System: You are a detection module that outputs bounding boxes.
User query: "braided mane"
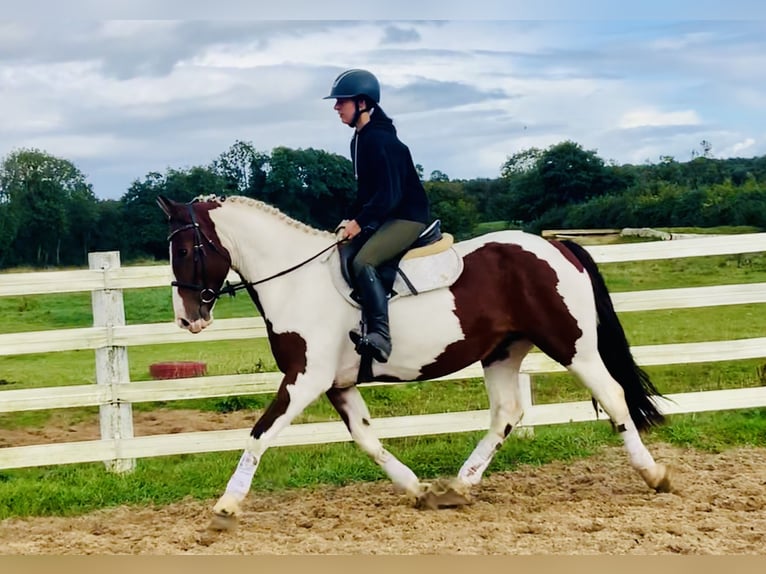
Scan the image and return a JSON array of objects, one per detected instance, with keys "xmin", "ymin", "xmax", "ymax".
[{"xmin": 194, "ymin": 194, "xmax": 333, "ymax": 238}]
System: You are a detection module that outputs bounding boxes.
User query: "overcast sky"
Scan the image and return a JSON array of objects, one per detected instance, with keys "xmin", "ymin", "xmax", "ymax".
[{"xmin": 2, "ymin": 14, "xmax": 765, "ymax": 200}]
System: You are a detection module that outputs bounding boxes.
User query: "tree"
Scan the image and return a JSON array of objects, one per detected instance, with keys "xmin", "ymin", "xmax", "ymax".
[
  {"xmin": 429, "ymin": 170, "xmax": 450, "ymax": 182},
  {"xmin": 685, "ymin": 156, "xmax": 724, "ymax": 189},
  {"xmin": 121, "ymin": 167, "xmax": 229, "ymax": 260},
  {"xmin": 64, "ymin": 182, "xmax": 100, "ymax": 263},
  {"xmin": 691, "ymin": 139, "xmax": 713, "ymax": 159},
  {"xmin": 537, "ymin": 141, "xmax": 609, "ymax": 205},
  {"xmin": 211, "ymin": 140, "xmax": 269, "ymax": 197},
  {"xmin": 0, "ymin": 148, "xmax": 98, "ymax": 267},
  {"xmin": 425, "ymin": 180, "xmax": 479, "ymax": 239},
  {"xmin": 462, "ymin": 177, "xmax": 511, "ymax": 223},
  {"xmin": 500, "ymin": 147, "xmax": 542, "ymax": 179},
  {"xmin": 0, "ymin": 174, "xmax": 19, "ymax": 267},
  {"xmin": 501, "ymin": 141, "xmax": 619, "ymax": 223},
  {"xmin": 261, "ymin": 147, "xmax": 354, "ymax": 230},
  {"xmin": 650, "ymin": 155, "xmax": 684, "ymax": 186},
  {"xmin": 91, "ymin": 199, "xmax": 125, "ymax": 253},
  {"xmin": 120, "ymin": 172, "xmax": 170, "ymax": 260}
]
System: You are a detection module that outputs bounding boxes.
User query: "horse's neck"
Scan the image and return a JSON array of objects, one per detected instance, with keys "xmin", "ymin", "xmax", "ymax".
[{"xmin": 213, "ymin": 202, "xmax": 333, "ymax": 285}]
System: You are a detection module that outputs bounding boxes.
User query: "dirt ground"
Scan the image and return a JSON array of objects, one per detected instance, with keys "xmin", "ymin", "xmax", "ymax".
[{"xmin": 1, "ymin": 409, "xmax": 765, "ymax": 555}]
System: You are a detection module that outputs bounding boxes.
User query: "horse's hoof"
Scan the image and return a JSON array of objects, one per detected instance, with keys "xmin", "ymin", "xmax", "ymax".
[
  {"xmin": 415, "ymin": 478, "xmax": 472, "ymax": 510},
  {"xmin": 198, "ymin": 512, "xmax": 238, "ymax": 546},
  {"xmin": 209, "ymin": 512, "xmax": 238, "ymax": 532},
  {"xmin": 212, "ymin": 493, "xmax": 241, "ymax": 517},
  {"xmin": 652, "ymin": 464, "xmax": 674, "ymax": 493},
  {"xmin": 641, "ymin": 463, "xmax": 674, "ymax": 493}
]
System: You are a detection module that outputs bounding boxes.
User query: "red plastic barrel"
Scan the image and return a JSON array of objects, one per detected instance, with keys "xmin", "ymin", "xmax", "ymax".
[{"xmin": 149, "ymin": 361, "xmax": 207, "ymax": 379}]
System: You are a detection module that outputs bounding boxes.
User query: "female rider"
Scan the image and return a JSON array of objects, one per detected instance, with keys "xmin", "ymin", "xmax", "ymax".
[{"xmin": 325, "ymin": 69, "xmax": 430, "ymax": 363}]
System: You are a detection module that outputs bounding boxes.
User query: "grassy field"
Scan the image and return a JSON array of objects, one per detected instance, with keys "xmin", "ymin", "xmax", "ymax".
[{"xmin": 0, "ymin": 229, "xmax": 765, "ymax": 518}]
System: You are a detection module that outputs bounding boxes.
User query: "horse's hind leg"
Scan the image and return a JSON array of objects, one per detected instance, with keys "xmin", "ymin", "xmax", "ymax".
[
  {"xmin": 567, "ymin": 354, "xmax": 671, "ymax": 492},
  {"xmin": 457, "ymin": 339, "xmax": 533, "ymax": 488},
  {"xmin": 326, "ymin": 385, "xmax": 423, "ymax": 499}
]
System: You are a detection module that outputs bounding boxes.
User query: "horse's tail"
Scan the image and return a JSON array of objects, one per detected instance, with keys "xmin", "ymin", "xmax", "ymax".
[{"xmin": 560, "ymin": 239, "xmax": 665, "ymax": 431}]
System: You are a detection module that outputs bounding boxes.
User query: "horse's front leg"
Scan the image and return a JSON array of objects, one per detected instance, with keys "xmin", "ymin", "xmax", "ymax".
[
  {"xmin": 208, "ymin": 370, "xmax": 332, "ymax": 528},
  {"xmin": 326, "ymin": 385, "xmax": 423, "ymax": 499}
]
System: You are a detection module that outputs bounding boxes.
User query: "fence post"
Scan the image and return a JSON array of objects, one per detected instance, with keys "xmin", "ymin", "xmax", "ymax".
[
  {"xmin": 515, "ymin": 372, "xmax": 535, "ymax": 438},
  {"xmin": 89, "ymin": 251, "xmax": 135, "ymax": 473}
]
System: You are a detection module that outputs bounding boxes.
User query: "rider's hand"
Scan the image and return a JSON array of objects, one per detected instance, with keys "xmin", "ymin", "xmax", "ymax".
[
  {"xmin": 335, "ymin": 220, "xmax": 349, "ymax": 241},
  {"xmin": 343, "ymin": 219, "xmax": 362, "ymax": 240}
]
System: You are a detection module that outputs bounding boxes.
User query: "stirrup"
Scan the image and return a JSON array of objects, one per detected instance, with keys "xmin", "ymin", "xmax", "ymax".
[
  {"xmin": 349, "ymin": 325, "xmax": 363, "ymax": 347},
  {"xmin": 349, "ymin": 328, "xmax": 390, "ymax": 363}
]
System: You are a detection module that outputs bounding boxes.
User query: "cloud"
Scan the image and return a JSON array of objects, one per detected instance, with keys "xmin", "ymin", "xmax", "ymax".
[
  {"xmin": 1, "ymin": 20, "xmax": 765, "ymax": 199},
  {"xmin": 386, "ymin": 77, "xmax": 510, "ymax": 113},
  {"xmin": 618, "ymin": 108, "xmax": 702, "ymax": 130},
  {"xmin": 381, "ymin": 25, "xmax": 421, "ymax": 45},
  {"xmin": 728, "ymin": 138, "xmax": 757, "ymax": 156}
]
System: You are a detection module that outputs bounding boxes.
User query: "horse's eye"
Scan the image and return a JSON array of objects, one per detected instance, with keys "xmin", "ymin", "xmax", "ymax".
[{"xmin": 176, "ymin": 248, "xmax": 189, "ymax": 258}]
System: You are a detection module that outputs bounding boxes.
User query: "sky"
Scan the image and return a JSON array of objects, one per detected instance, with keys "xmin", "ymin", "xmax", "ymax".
[{"xmin": 2, "ymin": 6, "xmax": 766, "ymax": 200}]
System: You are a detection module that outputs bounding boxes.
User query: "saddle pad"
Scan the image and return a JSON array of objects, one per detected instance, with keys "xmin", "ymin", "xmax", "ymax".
[{"xmin": 327, "ymin": 247, "xmax": 464, "ymax": 308}]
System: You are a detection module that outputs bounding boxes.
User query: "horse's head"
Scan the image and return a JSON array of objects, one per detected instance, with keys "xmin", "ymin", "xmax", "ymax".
[{"xmin": 157, "ymin": 195, "xmax": 232, "ymax": 333}]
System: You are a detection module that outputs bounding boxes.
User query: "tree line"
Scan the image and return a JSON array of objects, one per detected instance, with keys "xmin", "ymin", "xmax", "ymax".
[{"xmin": 1, "ymin": 139, "xmax": 765, "ymax": 269}]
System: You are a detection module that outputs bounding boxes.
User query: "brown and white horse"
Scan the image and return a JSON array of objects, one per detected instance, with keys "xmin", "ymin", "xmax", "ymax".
[{"xmin": 158, "ymin": 194, "xmax": 671, "ymax": 531}]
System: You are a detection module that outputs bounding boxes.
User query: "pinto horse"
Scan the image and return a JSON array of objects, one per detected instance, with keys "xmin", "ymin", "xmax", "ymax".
[{"xmin": 157, "ymin": 194, "xmax": 671, "ymax": 532}]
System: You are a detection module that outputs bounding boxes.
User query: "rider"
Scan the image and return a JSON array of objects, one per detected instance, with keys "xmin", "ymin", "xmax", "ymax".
[{"xmin": 325, "ymin": 68, "xmax": 430, "ymax": 363}]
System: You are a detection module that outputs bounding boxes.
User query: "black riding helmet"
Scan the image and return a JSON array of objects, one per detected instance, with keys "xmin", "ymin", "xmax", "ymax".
[
  {"xmin": 324, "ymin": 69, "xmax": 381, "ymax": 128},
  {"xmin": 324, "ymin": 68, "xmax": 381, "ymax": 103}
]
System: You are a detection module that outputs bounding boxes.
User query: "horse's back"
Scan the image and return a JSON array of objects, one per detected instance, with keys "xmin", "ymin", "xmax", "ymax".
[{"xmin": 454, "ymin": 229, "xmax": 571, "ymax": 266}]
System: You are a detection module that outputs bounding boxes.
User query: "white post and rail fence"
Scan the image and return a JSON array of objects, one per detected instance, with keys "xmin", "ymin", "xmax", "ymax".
[{"xmin": 1, "ymin": 234, "xmax": 765, "ymax": 473}]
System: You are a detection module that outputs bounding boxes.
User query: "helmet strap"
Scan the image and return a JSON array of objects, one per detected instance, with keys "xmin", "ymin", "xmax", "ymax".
[{"xmin": 349, "ymin": 100, "xmax": 371, "ymax": 129}]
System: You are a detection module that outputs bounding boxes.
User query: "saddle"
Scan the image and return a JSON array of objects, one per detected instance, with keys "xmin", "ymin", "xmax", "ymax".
[{"xmin": 330, "ymin": 220, "xmax": 464, "ymax": 307}]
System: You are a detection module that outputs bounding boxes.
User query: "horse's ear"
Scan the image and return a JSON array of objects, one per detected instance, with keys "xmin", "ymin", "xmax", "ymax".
[{"xmin": 156, "ymin": 195, "xmax": 175, "ymax": 219}]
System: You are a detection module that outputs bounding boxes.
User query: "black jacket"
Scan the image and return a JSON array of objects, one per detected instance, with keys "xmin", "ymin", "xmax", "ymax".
[{"xmin": 346, "ymin": 110, "xmax": 430, "ymax": 230}]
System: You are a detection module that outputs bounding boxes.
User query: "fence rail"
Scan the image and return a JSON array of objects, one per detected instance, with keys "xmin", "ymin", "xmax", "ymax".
[{"xmin": 1, "ymin": 233, "xmax": 765, "ymax": 472}]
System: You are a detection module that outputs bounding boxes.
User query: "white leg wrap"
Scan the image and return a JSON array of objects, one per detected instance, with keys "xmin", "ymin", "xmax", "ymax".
[
  {"xmin": 458, "ymin": 438, "xmax": 497, "ymax": 485},
  {"xmin": 378, "ymin": 449, "xmax": 421, "ymax": 495},
  {"xmin": 621, "ymin": 426, "xmax": 655, "ymax": 471},
  {"xmin": 223, "ymin": 450, "xmax": 259, "ymax": 501}
]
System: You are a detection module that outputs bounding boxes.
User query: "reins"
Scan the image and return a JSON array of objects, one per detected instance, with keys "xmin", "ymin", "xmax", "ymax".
[
  {"xmin": 168, "ymin": 203, "xmax": 343, "ymax": 304},
  {"xmin": 215, "ymin": 239, "xmax": 343, "ymax": 299}
]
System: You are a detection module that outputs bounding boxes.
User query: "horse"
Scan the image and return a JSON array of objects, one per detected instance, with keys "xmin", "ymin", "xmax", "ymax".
[{"xmin": 157, "ymin": 194, "xmax": 672, "ymax": 534}]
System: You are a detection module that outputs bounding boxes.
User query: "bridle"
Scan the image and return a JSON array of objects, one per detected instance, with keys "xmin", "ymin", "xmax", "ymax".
[
  {"xmin": 167, "ymin": 202, "xmax": 232, "ymax": 305},
  {"xmin": 167, "ymin": 202, "xmax": 343, "ymax": 305}
]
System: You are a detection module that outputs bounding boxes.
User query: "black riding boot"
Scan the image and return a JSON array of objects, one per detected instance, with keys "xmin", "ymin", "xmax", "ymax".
[{"xmin": 349, "ymin": 264, "xmax": 392, "ymax": 363}]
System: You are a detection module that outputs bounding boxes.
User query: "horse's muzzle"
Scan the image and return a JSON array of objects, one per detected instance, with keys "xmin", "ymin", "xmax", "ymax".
[{"xmin": 177, "ymin": 316, "xmax": 212, "ymax": 333}]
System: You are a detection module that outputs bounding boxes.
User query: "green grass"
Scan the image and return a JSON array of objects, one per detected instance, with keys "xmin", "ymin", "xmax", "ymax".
[
  {"xmin": 532, "ymin": 359, "xmax": 766, "ymax": 405},
  {"xmin": 598, "ymin": 252, "xmax": 766, "ymax": 291},
  {"xmin": 0, "ymin": 339, "xmax": 276, "ymax": 390},
  {"xmin": 1, "ymin": 240, "xmax": 765, "ymax": 519},
  {"xmin": 0, "ymin": 285, "xmax": 258, "ymax": 334}
]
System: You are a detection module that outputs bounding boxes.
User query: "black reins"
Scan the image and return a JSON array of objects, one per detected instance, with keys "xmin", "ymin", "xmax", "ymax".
[{"xmin": 168, "ymin": 202, "xmax": 342, "ymax": 304}]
